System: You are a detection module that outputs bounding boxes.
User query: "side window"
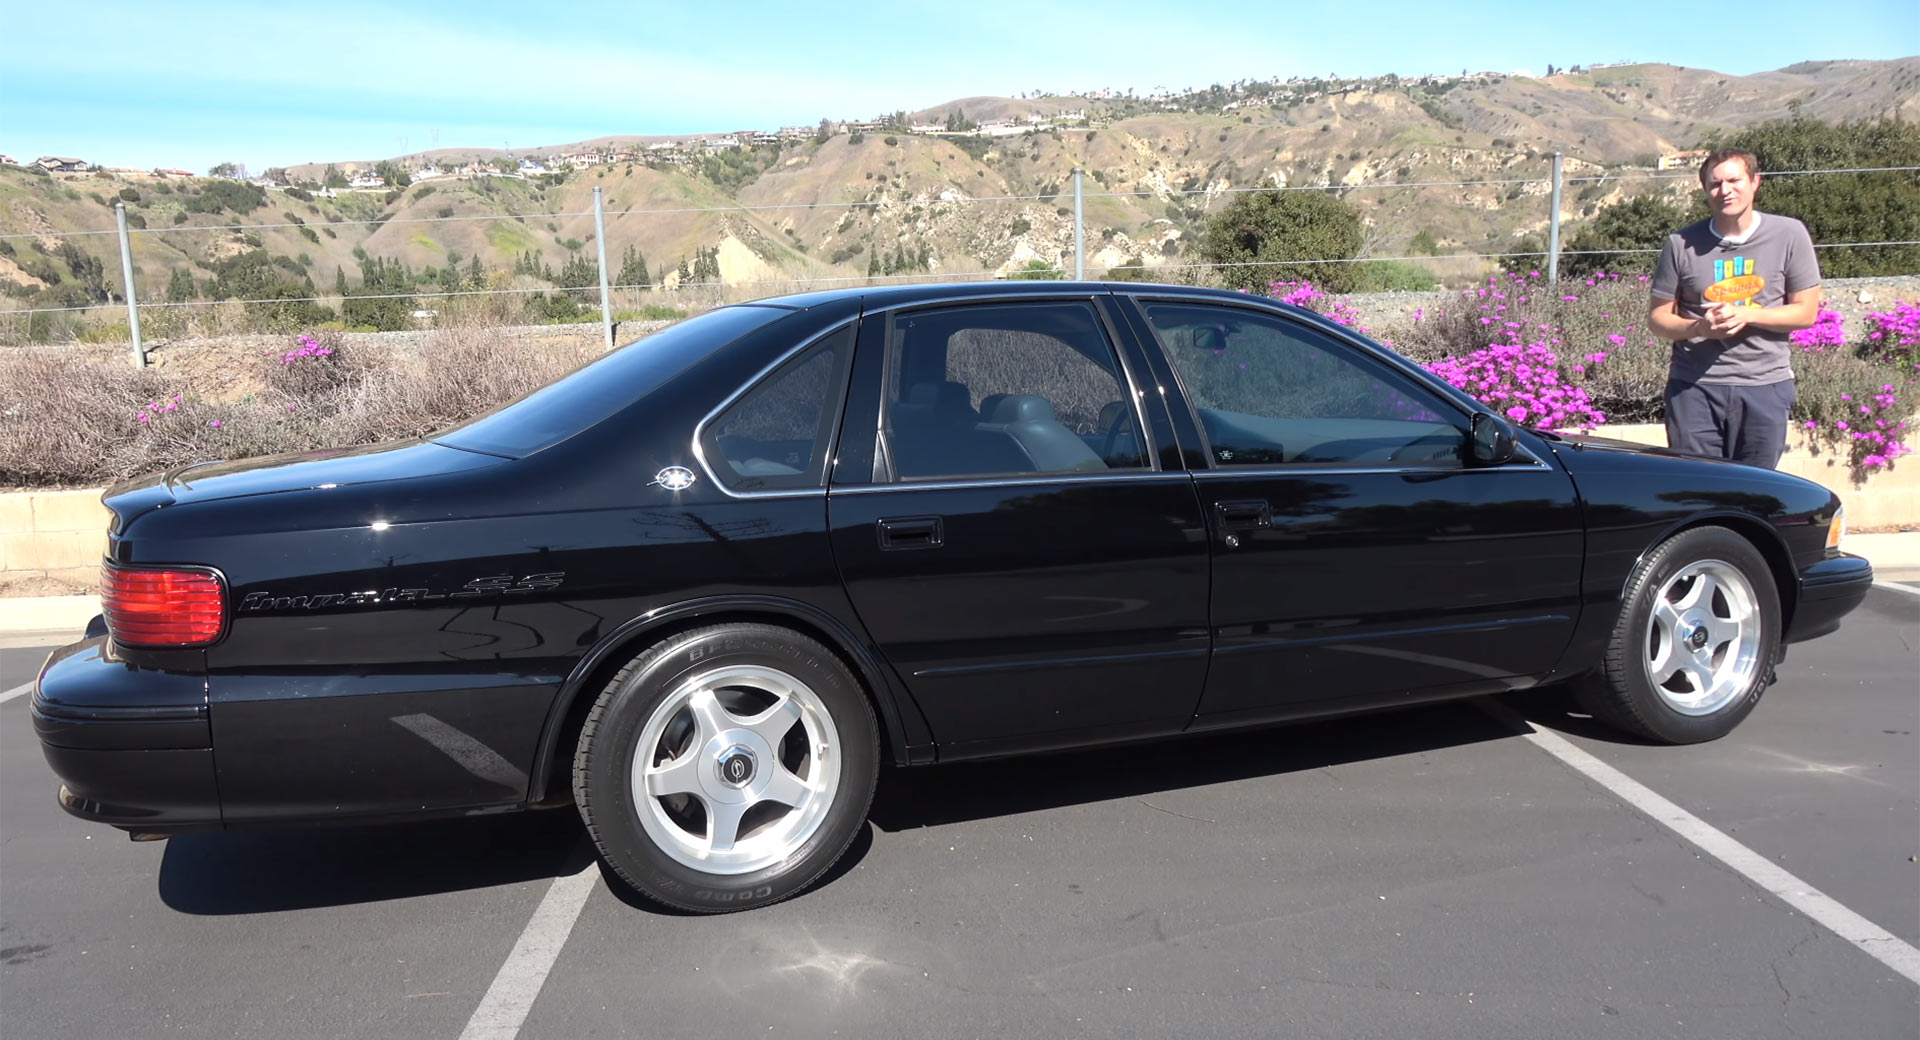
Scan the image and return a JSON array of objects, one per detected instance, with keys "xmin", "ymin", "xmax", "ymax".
[
  {"xmin": 883, "ymin": 302, "xmax": 1146, "ymax": 480},
  {"xmin": 1145, "ymin": 303, "xmax": 1465, "ymax": 467},
  {"xmin": 701, "ymin": 323, "xmax": 853, "ymax": 491}
]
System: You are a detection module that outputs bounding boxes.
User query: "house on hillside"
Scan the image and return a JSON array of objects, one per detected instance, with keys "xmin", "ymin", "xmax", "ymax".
[
  {"xmin": 703, "ymin": 135, "xmax": 741, "ymax": 150},
  {"xmin": 348, "ymin": 173, "xmax": 386, "ymax": 188},
  {"xmin": 777, "ymin": 125, "xmax": 814, "ymax": 141},
  {"xmin": 34, "ymin": 156, "xmax": 91, "ymax": 173},
  {"xmin": 1659, "ymin": 149, "xmax": 1709, "ymax": 171},
  {"xmin": 412, "ymin": 165, "xmax": 445, "ymax": 180},
  {"xmin": 0, "ymin": 154, "xmax": 18, "ymax": 166},
  {"xmin": 517, "ymin": 158, "xmax": 549, "ymax": 174}
]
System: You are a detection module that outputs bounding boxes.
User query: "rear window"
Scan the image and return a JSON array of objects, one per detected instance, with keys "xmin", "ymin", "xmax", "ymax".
[{"xmin": 432, "ymin": 305, "xmax": 788, "ymax": 458}]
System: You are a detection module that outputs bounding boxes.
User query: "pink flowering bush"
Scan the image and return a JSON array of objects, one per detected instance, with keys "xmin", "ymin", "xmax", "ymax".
[
  {"xmin": 1270, "ymin": 280, "xmax": 1368, "ymax": 336},
  {"xmin": 266, "ymin": 329, "xmax": 356, "ymax": 397},
  {"xmin": 1863, "ymin": 299, "xmax": 1919, "ymax": 365},
  {"xmin": 1426, "ymin": 340, "xmax": 1606, "ymax": 429},
  {"xmin": 1789, "ymin": 307, "xmax": 1847, "ymax": 351}
]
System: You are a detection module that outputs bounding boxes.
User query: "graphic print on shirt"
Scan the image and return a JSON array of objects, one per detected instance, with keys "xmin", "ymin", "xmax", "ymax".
[{"xmin": 1704, "ymin": 256, "xmax": 1764, "ymax": 307}]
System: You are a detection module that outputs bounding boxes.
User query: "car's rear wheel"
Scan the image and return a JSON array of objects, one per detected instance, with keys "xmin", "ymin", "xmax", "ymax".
[
  {"xmin": 1578, "ymin": 526, "xmax": 1780, "ymax": 744},
  {"xmin": 572, "ymin": 623, "xmax": 878, "ymax": 912}
]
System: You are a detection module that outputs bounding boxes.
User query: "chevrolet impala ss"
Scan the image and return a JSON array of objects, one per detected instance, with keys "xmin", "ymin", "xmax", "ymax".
[{"xmin": 34, "ymin": 281, "xmax": 1874, "ymax": 911}]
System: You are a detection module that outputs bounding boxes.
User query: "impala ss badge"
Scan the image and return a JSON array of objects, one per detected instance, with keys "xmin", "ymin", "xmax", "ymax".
[
  {"xmin": 237, "ymin": 572, "xmax": 566, "ymax": 612},
  {"xmin": 651, "ymin": 466, "xmax": 697, "ymax": 491}
]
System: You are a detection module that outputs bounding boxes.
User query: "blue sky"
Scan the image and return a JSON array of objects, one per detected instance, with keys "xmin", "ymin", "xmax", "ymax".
[{"xmin": 4, "ymin": 0, "xmax": 1916, "ymax": 173}]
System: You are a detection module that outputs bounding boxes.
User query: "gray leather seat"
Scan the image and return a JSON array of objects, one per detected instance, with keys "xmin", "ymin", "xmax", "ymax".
[{"xmin": 974, "ymin": 395, "xmax": 1107, "ymax": 473}]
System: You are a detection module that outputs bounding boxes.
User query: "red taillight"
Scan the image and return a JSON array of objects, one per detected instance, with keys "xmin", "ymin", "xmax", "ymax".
[{"xmin": 100, "ymin": 565, "xmax": 226, "ymax": 647}]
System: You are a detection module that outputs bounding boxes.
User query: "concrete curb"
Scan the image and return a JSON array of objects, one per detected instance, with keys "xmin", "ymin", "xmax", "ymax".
[{"xmin": 0, "ymin": 595, "xmax": 99, "ymax": 639}]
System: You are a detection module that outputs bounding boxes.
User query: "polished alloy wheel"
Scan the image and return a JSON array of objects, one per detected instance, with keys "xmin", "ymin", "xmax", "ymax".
[
  {"xmin": 1642, "ymin": 558, "xmax": 1761, "ymax": 716},
  {"xmin": 630, "ymin": 664, "xmax": 841, "ymax": 874}
]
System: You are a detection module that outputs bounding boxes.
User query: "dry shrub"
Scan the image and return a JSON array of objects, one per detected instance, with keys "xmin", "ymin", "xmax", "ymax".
[
  {"xmin": 0, "ymin": 349, "xmax": 173, "ymax": 485},
  {"xmin": 0, "ymin": 321, "xmax": 607, "ymax": 488},
  {"xmin": 358, "ymin": 321, "xmax": 601, "ymax": 440}
]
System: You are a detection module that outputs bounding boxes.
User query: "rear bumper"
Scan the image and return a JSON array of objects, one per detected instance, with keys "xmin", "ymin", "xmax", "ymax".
[
  {"xmin": 1784, "ymin": 553, "xmax": 1875, "ymax": 644},
  {"xmin": 31, "ymin": 637, "xmax": 222, "ymax": 832}
]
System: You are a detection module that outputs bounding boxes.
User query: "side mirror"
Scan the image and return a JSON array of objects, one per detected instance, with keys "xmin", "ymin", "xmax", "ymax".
[{"xmin": 1470, "ymin": 412, "xmax": 1517, "ymax": 466}]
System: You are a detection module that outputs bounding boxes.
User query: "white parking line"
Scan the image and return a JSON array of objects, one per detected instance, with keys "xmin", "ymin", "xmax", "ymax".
[
  {"xmin": 458, "ymin": 862, "xmax": 600, "ymax": 1040},
  {"xmin": 1872, "ymin": 580, "xmax": 1920, "ymax": 598},
  {"xmin": 1, "ymin": 680, "xmax": 34, "ymax": 704},
  {"xmin": 1481, "ymin": 699, "xmax": 1920, "ymax": 985}
]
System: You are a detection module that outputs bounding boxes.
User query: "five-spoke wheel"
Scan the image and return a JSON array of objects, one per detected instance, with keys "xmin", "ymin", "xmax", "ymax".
[
  {"xmin": 574, "ymin": 624, "xmax": 878, "ymax": 912},
  {"xmin": 1580, "ymin": 525, "xmax": 1780, "ymax": 744}
]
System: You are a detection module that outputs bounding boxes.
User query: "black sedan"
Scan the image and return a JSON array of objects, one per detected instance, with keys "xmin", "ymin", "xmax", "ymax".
[{"xmin": 33, "ymin": 281, "xmax": 1874, "ymax": 912}]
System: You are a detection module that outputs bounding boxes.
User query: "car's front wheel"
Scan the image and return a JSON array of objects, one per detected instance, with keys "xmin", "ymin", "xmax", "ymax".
[
  {"xmin": 1579, "ymin": 525, "xmax": 1780, "ymax": 744},
  {"xmin": 572, "ymin": 623, "xmax": 879, "ymax": 912}
]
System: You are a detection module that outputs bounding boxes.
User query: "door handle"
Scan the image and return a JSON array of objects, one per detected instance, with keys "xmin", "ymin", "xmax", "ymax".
[
  {"xmin": 877, "ymin": 516, "xmax": 944, "ymax": 551},
  {"xmin": 1214, "ymin": 500, "xmax": 1271, "ymax": 529}
]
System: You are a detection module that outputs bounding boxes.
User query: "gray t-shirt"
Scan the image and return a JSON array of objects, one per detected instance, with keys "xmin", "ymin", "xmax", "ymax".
[{"xmin": 1650, "ymin": 212, "xmax": 1821, "ymax": 386}]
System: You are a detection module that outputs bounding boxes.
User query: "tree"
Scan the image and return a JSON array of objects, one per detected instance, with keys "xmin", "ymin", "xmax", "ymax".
[
  {"xmin": 1196, "ymin": 188, "xmax": 1364, "ymax": 292},
  {"xmin": 343, "ymin": 255, "xmax": 416, "ymax": 330},
  {"xmin": 1008, "ymin": 259, "xmax": 1064, "ymax": 280},
  {"xmin": 323, "ymin": 165, "xmax": 348, "ymax": 189},
  {"xmin": 166, "ymin": 267, "xmax": 196, "ymax": 304},
  {"xmin": 208, "ymin": 161, "xmax": 241, "ymax": 178},
  {"xmin": 58, "ymin": 242, "xmax": 111, "ymax": 302},
  {"xmin": 616, "ymin": 244, "xmax": 650, "ymax": 288},
  {"xmin": 1561, "ymin": 194, "xmax": 1698, "ymax": 278},
  {"xmin": 1712, "ymin": 116, "xmax": 1920, "ymax": 277},
  {"xmin": 334, "ymin": 266, "xmax": 348, "ymax": 296},
  {"xmin": 468, "ymin": 254, "xmax": 484, "ymax": 287},
  {"xmin": 374, "ymin": 160, "xmax": 412, "ymax": 188},
  {"xmin": 1103, "ymin": 255, "xmax": 1154, "ymax": 282}
]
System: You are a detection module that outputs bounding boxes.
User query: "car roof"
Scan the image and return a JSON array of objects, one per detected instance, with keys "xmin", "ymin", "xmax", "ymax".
[{"xmin": 729, "ymin": 280, "xmax": 1267, "ymax": 312}]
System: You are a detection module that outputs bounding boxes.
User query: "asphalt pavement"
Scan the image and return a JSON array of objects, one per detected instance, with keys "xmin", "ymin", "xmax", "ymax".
[{"xmin": 2, "ymin": 587, "xmax": 1916, "ymax": 1039}]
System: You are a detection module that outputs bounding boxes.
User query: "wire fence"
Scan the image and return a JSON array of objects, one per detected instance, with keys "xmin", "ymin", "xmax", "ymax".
[{"xmin": 3, "ymin": 161, "xmax": 1916, "ymax": 349}]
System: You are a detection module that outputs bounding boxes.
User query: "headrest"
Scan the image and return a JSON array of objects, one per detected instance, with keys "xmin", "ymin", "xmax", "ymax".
[
  {"xmin": 908, "ymin": 380, "xmax": 974, "ymax": 418},
  {"xmin": 985, "ymin": 394, "xmax": 1055, "ymax": 424},
  {"xmin": 1193, "ymin": 326, "xmax": 1226, "ymax": 353}
]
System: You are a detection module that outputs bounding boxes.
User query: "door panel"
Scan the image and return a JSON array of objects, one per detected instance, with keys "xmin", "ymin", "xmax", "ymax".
[
  {"xmin": 1194, "ymin": 464, "xmax": 1583, "ymax": 721},
  {"xmin": 1128, "ymin": 296, "xmax": 1584, "ymax": 722},
  {"xmin": 829, "ymin": 478, "xmax": 1209, "ymax": 753},
  {"xmin": 827, "ymin": 295, "xmax": 1210, "ymax": 757}
]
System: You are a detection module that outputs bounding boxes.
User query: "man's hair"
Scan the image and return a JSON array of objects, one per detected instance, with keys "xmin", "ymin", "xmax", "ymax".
[{"xmin": 1699, "ymin": 148, "xmax": 1760, "ymax": 186}]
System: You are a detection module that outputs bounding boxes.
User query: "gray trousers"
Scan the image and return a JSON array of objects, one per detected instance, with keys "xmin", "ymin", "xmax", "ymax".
[{"xmin": 1664, "ymin": 379, "xmax": 1797, "ymax": 469}]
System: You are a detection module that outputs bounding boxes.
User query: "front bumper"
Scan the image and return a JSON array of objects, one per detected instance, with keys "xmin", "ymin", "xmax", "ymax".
[
  {"xmin": 31, "ymin": 636, "xmax": 222, "ymax": 833},
  {"xmin": 1784, "ymin": 553, "xmax": 1875, "ymax": 644}
]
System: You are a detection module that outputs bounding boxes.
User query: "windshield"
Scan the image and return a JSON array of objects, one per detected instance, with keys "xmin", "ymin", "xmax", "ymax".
[{"xmin": 432, "ymin": 305, "xmax": 788, "ymax": 458}]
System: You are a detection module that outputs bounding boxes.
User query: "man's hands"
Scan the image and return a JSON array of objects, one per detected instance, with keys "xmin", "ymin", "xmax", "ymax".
[{"xmin": 1700, "ymin": 301, "xmax": 1749, "ymax": 339}]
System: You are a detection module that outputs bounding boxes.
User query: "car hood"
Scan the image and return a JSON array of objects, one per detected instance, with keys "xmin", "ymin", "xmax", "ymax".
[{"xmin": 103, "ymin": 440, "xmax": 506, "ymax": 529}]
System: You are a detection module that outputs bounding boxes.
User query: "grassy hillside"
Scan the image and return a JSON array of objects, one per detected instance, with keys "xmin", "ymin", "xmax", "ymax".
[{"xmin": 3, "ymin": 57, "xmax": 1914, "ymax": 340}]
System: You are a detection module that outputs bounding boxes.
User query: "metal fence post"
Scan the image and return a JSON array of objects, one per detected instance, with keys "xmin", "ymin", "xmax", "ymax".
[
  {"xmin": 593, "ymin": 186, "xmax": 613, "ymax": 351},
  {"xmin": 1072, "ymin": 167, "xmax": 1085, "ymax": 280},
  {"xmin": 115, "ymin": 202, "xmax": 145, "ymax": 367},
  {"xmin": 1547, "ymin": 152, "xmax": 1564, "ymax": 283}
]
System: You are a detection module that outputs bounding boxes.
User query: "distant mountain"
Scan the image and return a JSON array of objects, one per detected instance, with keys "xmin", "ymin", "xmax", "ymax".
[{"xmin": 4, "ymin": 58, "xmax": 1915, "ymax": 310}]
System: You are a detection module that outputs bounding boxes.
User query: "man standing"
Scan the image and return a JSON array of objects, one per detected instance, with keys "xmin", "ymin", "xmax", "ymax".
[{"xmin": 1648, "ymin": 148, "xmax": 1823, "ymax": 468}]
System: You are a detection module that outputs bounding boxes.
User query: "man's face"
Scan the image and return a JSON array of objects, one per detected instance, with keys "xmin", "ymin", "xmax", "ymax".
[{"xmin": 1702, "ymin": 159, "xmax": 1759, "ymax": 221}]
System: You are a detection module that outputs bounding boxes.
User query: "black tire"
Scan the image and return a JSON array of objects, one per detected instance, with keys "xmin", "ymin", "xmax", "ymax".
[
  {"xmin": 1577, "ymin": 525, "xmax": 1780, "ymax": 744},
  {"xmin": 572, "ymin": 623, "xmax": 879, "ymax": 912}
]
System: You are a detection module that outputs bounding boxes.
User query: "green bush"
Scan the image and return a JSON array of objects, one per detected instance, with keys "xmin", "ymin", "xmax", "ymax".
[{"xmin": 1198, "ymin": 188, "xmax": 1363, "ymax": 292}]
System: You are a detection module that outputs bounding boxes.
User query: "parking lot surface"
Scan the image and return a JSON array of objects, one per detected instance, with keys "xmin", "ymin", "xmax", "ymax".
[{"xmin": 3, "ymin": 586, "xmax": 1915, "ymax": 1039}]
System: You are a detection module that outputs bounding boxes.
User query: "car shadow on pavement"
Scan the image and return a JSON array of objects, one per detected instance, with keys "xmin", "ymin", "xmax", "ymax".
[
  {"xmin": 1490, "ymin": 684, "xmax": 1669, "ymax": 745},
  {"xmin": 157, "ymin": 808, "xmax": 594, "ymax": 915},
  {"xmin": 868, "ymin": 700, "xmax": 1522, "ymax": 832}
]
